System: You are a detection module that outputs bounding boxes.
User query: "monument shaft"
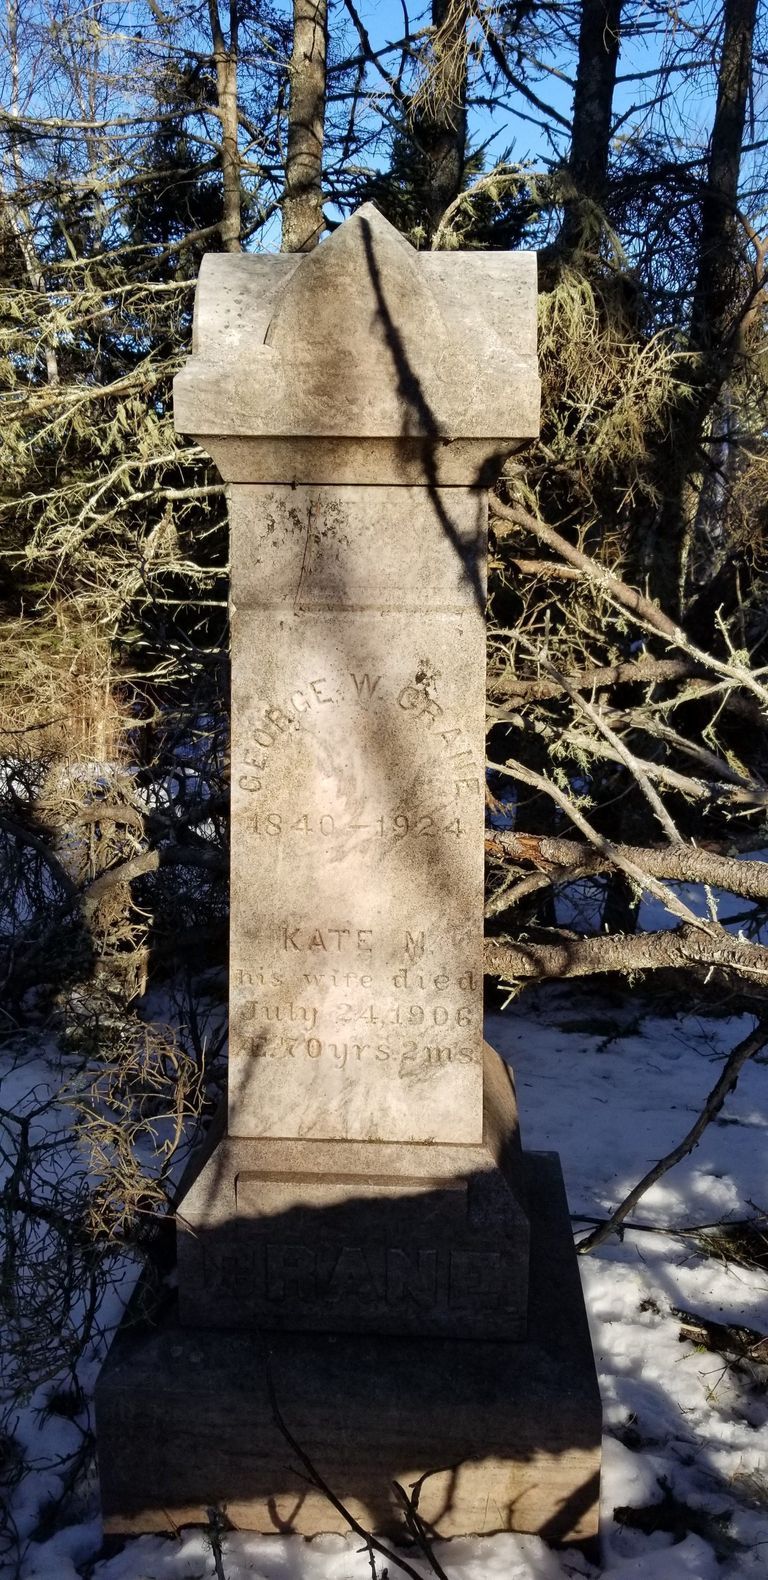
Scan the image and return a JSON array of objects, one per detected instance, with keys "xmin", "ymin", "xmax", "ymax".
[{"xmin": 230, "ymin": 484, "xmax": 486, "ymax": 1144}]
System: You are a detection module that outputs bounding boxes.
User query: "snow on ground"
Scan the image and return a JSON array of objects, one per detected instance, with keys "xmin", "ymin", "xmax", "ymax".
[
  {"xmin": 491, "ymin": 996, "xmax": 768, "ymax": 1577},
  {"xmin": 3, "ymin": 992, "xmax": 768, "ymax": 1580}
]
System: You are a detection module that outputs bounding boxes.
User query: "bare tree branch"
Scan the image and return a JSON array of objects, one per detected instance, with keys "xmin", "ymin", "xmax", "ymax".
[
  {"xmin": 487, "ymin": 830, "xmax": 768, "ymax": 904},
  {"xmin": 577, "ymin": 1020, "xmax": 768, "ymax": 1251},
  {"xmin": 484, "ymin": 925, "xmax": 768, "ymax": 986},
  {"xmin": 490, "ymin": 495, "xmax": 768, "ymax": 710},
  {"xmin": 490, "ymin": 656, "xmax": 702, "ymax": 702},
  {"xmin": 487, "ymin": 756, "xmax": 710, "ymax": 928},
  {"xmin": 82, "ymin": 845, "xmax": 225, "ymax": 919}
]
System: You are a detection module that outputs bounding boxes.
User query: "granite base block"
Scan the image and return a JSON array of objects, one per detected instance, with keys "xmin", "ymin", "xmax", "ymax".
[{"xmin": 96, "ymin": 1153, "xmax": 601, "ymax": 1547}]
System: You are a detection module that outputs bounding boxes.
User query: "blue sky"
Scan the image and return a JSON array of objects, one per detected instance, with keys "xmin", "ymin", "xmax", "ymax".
[{"xmin": 330, "ymin": 0, "xmax": 724, "ymax": 177}]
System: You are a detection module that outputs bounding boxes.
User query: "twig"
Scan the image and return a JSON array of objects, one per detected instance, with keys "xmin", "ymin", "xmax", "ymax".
[
  {"xmin": 205, "ymin": 1507, "xmax": 229, "ymax": 1580},
  {"xmin": 392, "ymin": 1480, "xmax": 451, "ymax": 1580},
  {"xmin": 0, "ymin": 813, "xmax": 79, "ymax": 901},
  {"xmin": 485, "ymin": 867, "xmax": 552, "ymax": 918},
  {"xmin": 507, "ymin": 557, "xmax": 582, "ymax": 580},
  {"xmin": 563, "ymin": 728, "xmax": 768, "ymax": 808},
  {"xmin": 516, "ymin": 634, "xmax": 682, "ymax": 844},
  {"xmin": 266, "ymin": 1362, "xmax": 442, "ymax": 1580},
  {"xmin": 577, "ymin": 1021, "xmax": 768, "ymax": 1251}
]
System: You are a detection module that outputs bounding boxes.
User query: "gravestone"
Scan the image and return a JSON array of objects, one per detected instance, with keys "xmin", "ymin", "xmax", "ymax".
[{"xmin": 96, "ymin": 206, "xmax": 601, "ymax": 1547}]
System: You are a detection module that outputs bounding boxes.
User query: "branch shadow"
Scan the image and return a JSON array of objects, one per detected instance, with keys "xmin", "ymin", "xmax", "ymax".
[{"xmin": 359, "ymin": 213, "xmax": 502, "ymax": 619}]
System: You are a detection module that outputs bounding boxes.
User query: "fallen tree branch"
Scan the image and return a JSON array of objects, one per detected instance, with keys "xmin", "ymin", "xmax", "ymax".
[
  {"xmin": 576, "ymin": 1021, "xmax": 768, "ymax": 1252},
  {"xmin": 507, "ymin": 557, "xmax": 582, "ymax": 580},
  {"xmin": 490, "ymin": 496, "xmax": 682, "ymax": 636},
  {"xmin": 490, "ymin": 496, "xmax": 768, "ymax": 709},
  {"xmin": 603, "ymin": 710, "xmax": 767, "ymax": 793},
  {"xmin": 489, "ymin": 656, "xmax": 700, "ymax": 702},
  {"xmin": 571, "ymin": 1211, "xmax": 767, "ymax": 1239},
  {"xmin": 484, "ymin": 924, "xmax": 768, "ymax": 985},
  {"xmin": 517, "ymin": 634, "xmax": 683, "ymax": 844},
  {"xmin": 564, "ymin": 727, "xmax": 768, "ymax": 807},
  {"xmin": 487, "ymin": 756, "xmax": 709, "ymax": 928},
  {"xmin": 673, "ymin": 1308, "xmax": 768, "ymax": 1365},
  {"xmin": 490, "ymin": 660, "xmax": 764, "ymax": 726},
  {"xmin": 487, "ymin": 831, "xmax": 768, "ymax": 903}
]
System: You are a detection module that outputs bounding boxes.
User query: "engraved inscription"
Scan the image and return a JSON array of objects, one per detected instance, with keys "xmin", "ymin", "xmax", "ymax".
[
  {"xmin": 232, "ymin": 960, "xmax": 476, "ymax": 992},
  {"xmin": 281, "ymin": 926, "xmax": 373, "ymax": 952},
  {"xmin": 248, "ymin": 1038, "xmax": 478, "ymax": 1066},
  {"xmin": 246, "ymin": 810, "xmax": 467, "ymax": 839},
  {"xmin": 229, "ymin": 615, "xmax": 486, "ymax": 1142},
  {"xmin": 349, "ymin": 672, "xmax": 382, "ymax": 702},
  {"xmin": 232, "ymin": 933, "xmax": 481, "ymax": 1080},
  {"xmin": 203, "ymin": 1242, "xmax": 516, "ymax": 1312},
  {"xmin": 449, "ymin": 1250, "xmax": 512, "ymax": 1308},
  {"xmin": 237, "ymin": 661, "xmax": 483, "ymax": 801},
  {"xmin": 237, "ymin": 675, "xmax": 336, "ymax": 790},
  {"xmin": 242, "ymin": 1000, "xmax": 475, "ymax": 1029}
]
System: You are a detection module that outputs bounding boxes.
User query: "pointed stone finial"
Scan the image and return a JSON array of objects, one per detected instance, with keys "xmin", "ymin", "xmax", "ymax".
[{"xmin": 267, "ymin": 203, "xmax": 446, "ymax": 378}]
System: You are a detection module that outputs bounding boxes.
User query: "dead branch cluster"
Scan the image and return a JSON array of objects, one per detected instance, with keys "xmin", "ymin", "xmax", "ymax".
[{"xmin": 483, "ymin": 468, "xmax": 768, "ymax": 1003}]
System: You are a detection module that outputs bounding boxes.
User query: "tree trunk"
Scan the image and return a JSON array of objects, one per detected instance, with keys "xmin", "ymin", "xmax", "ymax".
[
  {"xmin": 208, "ymin": 0, "xmax": 241, "ymax": 252},
  {"xmin": 282, "ymin": 0, "xmax": 328, "ymax": 252},
  {"xmin": 689, "ymin": 0, "xmax": 758, "ymax": 367},
  {"xmin": 649, "ymin": 0, "xmax": 757, "ymax": 611},
  {"xmin": 4, "ymin": 0, "xmax": 59, "ymax": 380},
  {"xmin": 561, "ymin": 0, "xmax": 623, "ymax": 252},
  {"xmin": 421, "ymin": 0, "xmax": 469, "ymax": 240}
]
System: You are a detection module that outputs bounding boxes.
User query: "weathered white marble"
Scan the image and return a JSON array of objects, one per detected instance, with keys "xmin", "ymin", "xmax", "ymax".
[{"xmin": 228, "ymin": 482, "xmax": 487, "ymax": 1143}]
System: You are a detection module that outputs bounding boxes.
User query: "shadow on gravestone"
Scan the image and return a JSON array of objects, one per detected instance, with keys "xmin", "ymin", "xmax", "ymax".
[
  {"xmin": 97, "ymin": 1153, "xmax": 600, "ymax": 1545},
  {"xmin": 95, "ymin": 204, "xmax": 602, "ymax": 1552}
]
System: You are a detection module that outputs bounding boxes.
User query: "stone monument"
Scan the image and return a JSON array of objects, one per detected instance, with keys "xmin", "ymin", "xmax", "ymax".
[{"xmin": 96, "ymin": 206, "xmax": 601, "ymax": 1548}]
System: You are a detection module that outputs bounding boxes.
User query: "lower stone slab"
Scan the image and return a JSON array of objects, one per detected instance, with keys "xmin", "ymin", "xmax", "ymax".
[{"xmin": 96, "ymin": 1152, "xmax": 600, "ymax": 1547}]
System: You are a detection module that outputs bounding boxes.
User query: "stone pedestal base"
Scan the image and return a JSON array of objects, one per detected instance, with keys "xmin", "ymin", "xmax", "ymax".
[
  {"xmin": 96, "ymin": 1154, "xmax": 601, "ymax": 1549},
  {"xmin": 176, "ymin": 1045, "xmax": 529, "ymax": 1340}
]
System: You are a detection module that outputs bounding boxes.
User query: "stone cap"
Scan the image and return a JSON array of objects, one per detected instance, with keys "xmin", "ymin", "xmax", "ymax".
[{"xmin": 174, "ymin": 205, "xmax": 539, "ymax": 463}]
